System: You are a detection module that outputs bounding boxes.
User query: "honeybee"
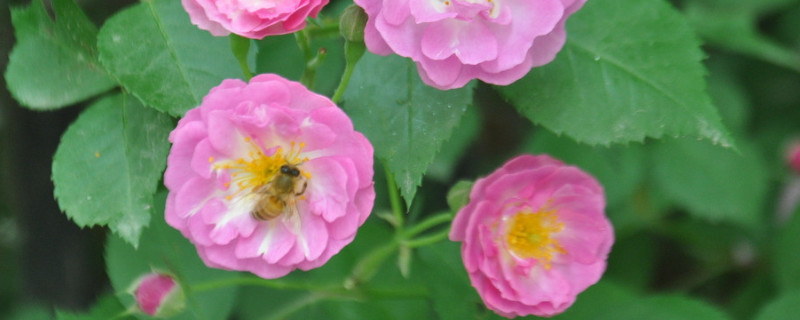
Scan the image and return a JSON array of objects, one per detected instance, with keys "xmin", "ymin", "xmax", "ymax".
[{"xmin": 251, "ymin": 164, "xmax": 308, "ymax": 221}]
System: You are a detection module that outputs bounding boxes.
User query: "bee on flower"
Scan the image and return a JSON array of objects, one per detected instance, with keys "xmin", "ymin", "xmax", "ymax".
[{"xmin": 164, "ymin": 74, "xmax": 375, "ymax": 279}]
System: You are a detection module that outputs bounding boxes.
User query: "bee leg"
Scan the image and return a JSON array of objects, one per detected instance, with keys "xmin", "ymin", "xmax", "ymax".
[{"xmin": 296, "ymin": 181, "xmax": 308, "ymax": 196}]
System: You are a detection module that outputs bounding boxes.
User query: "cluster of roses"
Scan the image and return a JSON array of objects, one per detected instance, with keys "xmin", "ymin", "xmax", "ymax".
[{"xmin": 148, "ymin": 0, "xmax": 614, "ymax": 318}]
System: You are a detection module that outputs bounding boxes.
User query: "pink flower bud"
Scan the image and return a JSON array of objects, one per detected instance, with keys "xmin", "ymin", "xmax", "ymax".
[
  {"xmin": 130, "ymin": 273, "xmax": 185, "ymax": 317},
  {"xmin": 449, "ymin": 154, "xmax": 614, "ymax": 318},
  {"xmin": 788, "ymin": 141, "xmax": 800, "ymax": 173}
]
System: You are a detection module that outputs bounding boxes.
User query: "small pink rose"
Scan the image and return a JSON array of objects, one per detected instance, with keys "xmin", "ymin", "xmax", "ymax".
[
  {"xmin": 353, "ymin": 0, "xmax": 587, "ymax": 89},
  {"xmin": 449, "ymin": 154, "xmax": 614, "ymax": 318},
  {"xmin": 182, "ymin": 0, "xmax": 329, "ymax": 39},
  {"xmin": 164, "ymin": 74, "xmax": 375, "ymax": 279}
]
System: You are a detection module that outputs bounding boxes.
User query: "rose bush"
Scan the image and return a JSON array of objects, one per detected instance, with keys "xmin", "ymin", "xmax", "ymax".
[
  {"xmin": 164, "ymin": 74, "xmax": 375, "ymax": 279},
  {"xmin": 182, "ymin": 0, "xmax": 329, "ymax": 39},
  {"xmin": 353, "ymin": 0, "xmax": 587, "ymax": 89},
  {"xmin": 449, "ymin": 154, "xmax": 614, "ymax": 317}
]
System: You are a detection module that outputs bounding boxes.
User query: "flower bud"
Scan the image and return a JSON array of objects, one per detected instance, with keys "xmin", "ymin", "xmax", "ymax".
[
  {"xmin": 339, "ymin": 5, "xmax": 367, "ymax": 43},
  {"xmin": 129, "ymin": 272, "xmax": 185, "ymax": 318},
  {"xmin": 788, "ymin": 141, "xmax": 800, "ymax": 173}
]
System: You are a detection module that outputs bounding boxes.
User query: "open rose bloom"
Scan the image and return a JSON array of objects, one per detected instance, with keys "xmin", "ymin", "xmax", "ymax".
[
  {"xmin": 354, "ymin": 0, "xmax": 587, "ymax": 90},
  {"xmin": 165, "ymin": 74, "xmax": 375, "ymax": 279},
  {"xmin": 182, "ymin": 0, "xmax": 329, "ymax": 39},
  {"xmin": 449, "ymin": 155, "xmax": 613, "ymax": 317}
]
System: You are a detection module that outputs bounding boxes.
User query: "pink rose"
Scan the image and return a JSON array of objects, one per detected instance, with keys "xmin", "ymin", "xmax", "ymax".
[
  {"xmin": 449, "ymin": 155, "xmax": 613, "ymax": 318},
  {"xmin": 353, "ymin": 0, "xmax": 587, "ymax": 90},
  {"xmin": 182, "ymin": 0, "xmax": 329, "ymax": 39},
  {"xmin": 164, "ymin": 74, "xmax": 375, "ymax": 279}
]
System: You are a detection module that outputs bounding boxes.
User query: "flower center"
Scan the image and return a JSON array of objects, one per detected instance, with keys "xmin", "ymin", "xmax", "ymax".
[
  {"xmin": 505, "ymin": 206, "xmax": 565, "ymax": 268},
  {"xmin": 213, "ymin": 138, "xmax": 310, "ymax": 200}
]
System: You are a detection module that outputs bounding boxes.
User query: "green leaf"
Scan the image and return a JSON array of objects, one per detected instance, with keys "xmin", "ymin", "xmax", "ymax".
[
  {"xmin": 685, "ymin": 1, "xmax": 800, "ymax": 72},
  {"xmin": 603, "ymin": 233, "xmax": 658, "ymax": 291},
  {"xmin": 522, "ymin": 129, "xmax": 645, "ymax": 207},
  {"xmin": 729, "ymin": 271, "xmax": 777, "ymax": 320},
  {"xmin": 427, "ymin": 104, "xmax": 480, "ymax": 182},
  {"xmin": 255, "ymin": 35, "xmax": 345, "ymax": 96},
  {"xmin": 596, "ymin": 295, "xmax": 730, "ymax": 320},
  {"xmin": 5, "ymin": 0, "xmax": 115, "ymax": 109},
  {"xmin": 497, "ymin": 0, "xmax": 732, "ymax": 146},
  {"xmin": 52, "ymin": 94, "xmax": 173, "ymax": 247},
  {"xmin": 774, "ymin": 208, "xmax": 800, "ymax": 293},
  {"xmin": 97, "ymin": 0, "xmax": 245, "ymax": 116},
  {"xmin": 255, "ymin": 35, "xmax": 304, "ymax": 82},
  {"xmin": 415, "ymin": 241, "xmax": 497, "ymax": 320},
  {"xmin": 755, "ymin": 291, "xmax": 800, "ymax": 320},
  {"xmin": 651, "ymin": 138, "xmax": 768, "ymax": 228},
  {"xmin": 105, "ymin": 192, "xmax": 238, "ymax": 320},
  {"xmin": 551, "ymin": 280, "xmax": 637, "ymax": 320},
  {"xmin": 6, "ymin": 305, "xmax": 53, "ymax": 320},
  {"xmin": 342, "ymin": 53, "xmax": 475, "ymax": 206},
  {"xmin": 706, "ymin": 59, "xmax": 751, "ymax": 133},
  {"xmin": 56, "ymin": 295, "xmax": 129, "ymax": 320}
]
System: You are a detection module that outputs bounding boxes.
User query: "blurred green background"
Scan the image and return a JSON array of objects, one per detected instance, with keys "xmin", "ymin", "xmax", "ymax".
[{"xmin": 1, "ymin": 0, "xmax": 800, "ymax": 319}]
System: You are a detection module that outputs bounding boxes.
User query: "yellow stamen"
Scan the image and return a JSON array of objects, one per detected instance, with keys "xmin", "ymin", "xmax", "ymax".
[
  {"xmin": 210, "ymin": 136, "xmax": 310, "ymax": 200},
  {"xmin": 506, "ymin": 206, "xmax": 565, "ymax": 269}
]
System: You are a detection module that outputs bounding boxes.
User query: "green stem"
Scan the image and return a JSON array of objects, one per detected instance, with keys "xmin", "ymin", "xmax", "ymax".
[
  {"xmin": 405, "ymin": 229, "xmax": 451, "ymax": 248},
  {"xmin": 192, "ymin": 276, "xmax": 330, "ymax": 293},
  {"xmin": 331, "ymin": 41, "xmax": 365, "ymax": 104},
  {"xmin": 229, "ymin": 34, "xmax": 253, "ymax": 81},
  {"xmin": 364, "ymin": 284, "xmax": 429, "ymax": 299},
  {"xmin": 345, "ymin": 240, "xmax": 400, "ymax": 288},
  {"xmin": 300, "ymin": 47, "xmax": 327, "ymax": 90},
  {"xmin": 263, "ymin": 293, "xmax": 327, "ymax": 320},
  {"xmin": 295, "ymin": 29, "xmax": 313, "ymax": 61},
  {"xmin": 402, "ymin": 212, "xmax": 453, "ymax": 238},
  {"xmin": 331, "ymin": 57, "xmax": 356, "ymax": 104},
  {"xmin": 307, "ymin": 22, "xmax": 340, "ymax": 39},
  {"xmin": 383, "ymin": 164, "xmax": 405, "ymax": 228}
]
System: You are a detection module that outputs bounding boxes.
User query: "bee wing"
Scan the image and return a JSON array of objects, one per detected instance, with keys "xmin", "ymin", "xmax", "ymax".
[
  {"xmin": 283, "ymin": 197, "xmax": 302, "ymax": 235},
  {"xmin": 284, "ymin": 195, "xmax": 300, "ymax": 218}
]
